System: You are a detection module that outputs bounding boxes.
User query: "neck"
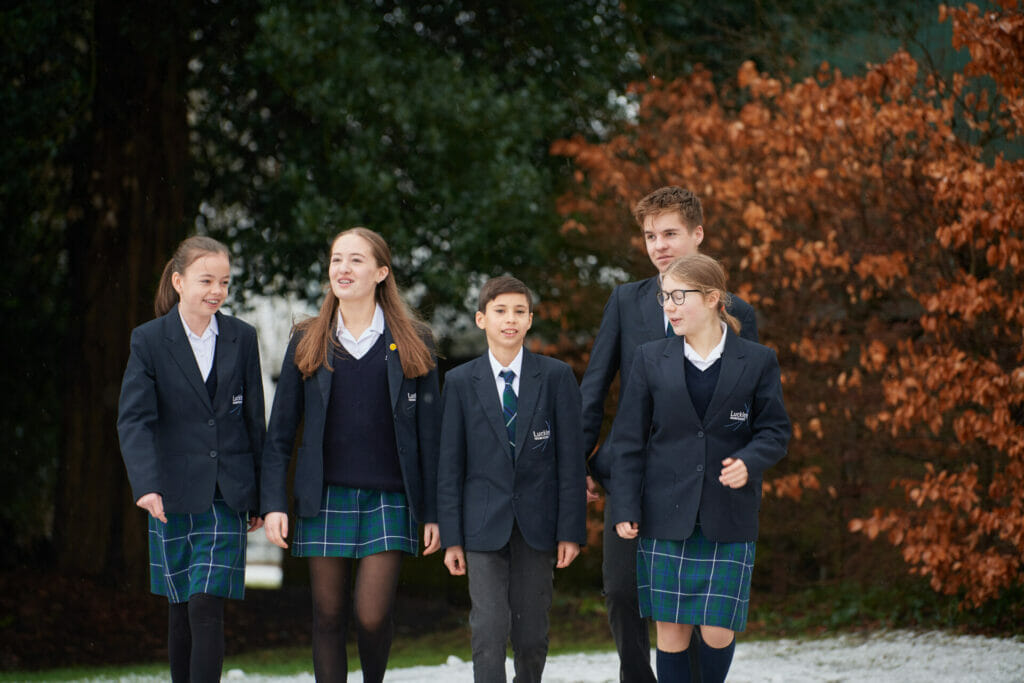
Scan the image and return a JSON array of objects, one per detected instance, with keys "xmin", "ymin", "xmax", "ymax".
[
  {"xmin": 491, "ymin": 345, "xmax": 521, "ymax": 368},
  {"xmin": 685, "ymin": 320, "xmax": 723, "ymax": 358},
  {"xmin": 338, "ymin": 297, "xmax": 378, "ymax": 338},
  {"xmin": 181, "ymin": 308, "xmax": 213, "ymax": 337}
]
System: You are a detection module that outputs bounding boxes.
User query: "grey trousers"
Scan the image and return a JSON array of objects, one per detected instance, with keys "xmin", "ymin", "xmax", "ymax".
[{"xmin": 466, "ymin": 524, "xmax": 555, "ymax": 683}]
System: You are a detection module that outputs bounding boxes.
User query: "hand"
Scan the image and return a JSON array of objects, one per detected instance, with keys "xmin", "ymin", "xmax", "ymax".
[
  {"xmin": 247, "ymin": 515, "xmax": 265, "ymax": 532},
  {"xmin": 444, "ymin": 546, "xmax": 467, "ymax": 576},
  {"xmin": 719, "ymin": 457, "xmax": 749, "ymax": 489},
  {"xmin": 556, "ymin": 541, "xmax": 580, "ymax": 569},
  {"xmin": 616, "ymin": 521, "xmax": 638, "ymax": 539},
  {"xmin": 264, "ymin": 511, "xmax": 289, "ymax": 549},
  {"xmin": 585, "ymin": 475, "xmax": 601, "ymax": 504},
  {"xmin": 422, "ymin": 523, "xmax": 441, "ymax": 555},
  {"xmin": 136, "ymin": 492, "xmax": 167, "ymax": 523}
]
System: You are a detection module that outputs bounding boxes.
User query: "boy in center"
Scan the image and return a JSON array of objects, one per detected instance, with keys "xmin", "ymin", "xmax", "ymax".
[{"xmin": 438, "ymin": 275, "xmax": 587, "ymax": 683}]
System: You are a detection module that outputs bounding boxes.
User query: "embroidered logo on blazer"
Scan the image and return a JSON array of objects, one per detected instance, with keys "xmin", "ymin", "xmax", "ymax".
[
  {"xmin": 230, "ymin": 393, "xmax": 244, "ymax": 415},
  {"xmin": 531, "ymin": 421, "xmax": 552, "ymax": 449},
  {"xmin": 407, "ymin": 392, "xmax": 417, "ymax": 403},
  {"xmin": 725, "ymin": 404, "xmax": 750, "ymax": 431}
]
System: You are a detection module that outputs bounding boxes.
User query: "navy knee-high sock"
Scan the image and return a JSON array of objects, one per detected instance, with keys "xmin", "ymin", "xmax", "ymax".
[
  {"xmin": 698, "ymin": 637, "xmax": 735, "ymax": 683},
  {"xmin": 656, "ymin": 648, "xmax": 693, "ymax": 682}
]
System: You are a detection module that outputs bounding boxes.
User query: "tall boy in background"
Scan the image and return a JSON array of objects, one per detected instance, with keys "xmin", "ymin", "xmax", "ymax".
[{"xmin": 581, "ymin": 186, "xmax": 759, "ymax": 681}]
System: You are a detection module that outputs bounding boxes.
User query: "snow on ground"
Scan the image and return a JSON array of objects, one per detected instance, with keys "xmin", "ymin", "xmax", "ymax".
[{"xmin": 82, "ymin": 629, "xmax": 1024, "ymax": 683}]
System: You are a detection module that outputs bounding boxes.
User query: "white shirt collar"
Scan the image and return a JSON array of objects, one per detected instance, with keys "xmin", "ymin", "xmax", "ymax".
[
  {"xmin": 684, "ymin": 320, "xmax": 728, "ymax": 371},
  {"xmin": 178, "ymin": 308, "xmax": 219, "ymax": 341},
  {"xmin": 336, "ymin": 303, "xmax": 385, "ymax": 344},
  {"xmin": 488, "ymin": 347, "xmax": 524, "ymax": 382}
]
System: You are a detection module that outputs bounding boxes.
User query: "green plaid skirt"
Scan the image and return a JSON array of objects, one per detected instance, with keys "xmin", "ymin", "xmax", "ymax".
[
  {"xmin": 637, "ymin": 524, "xmax": 755, "ymax": 630},
  {"xmin": 293, "ymin": 485, "xmax": 418, "ymax": 558},
  {"xmin": 148, "ymin": 497, "xmax": 247, "ymax": 603}
]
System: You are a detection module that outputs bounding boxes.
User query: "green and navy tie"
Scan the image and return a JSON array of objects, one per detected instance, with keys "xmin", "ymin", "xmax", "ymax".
[{"xmin": 499, "ymin": 369, "xmax": 517, "ymax": 457}]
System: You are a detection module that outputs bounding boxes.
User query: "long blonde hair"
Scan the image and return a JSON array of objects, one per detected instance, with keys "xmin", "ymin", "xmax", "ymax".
[
  {"xmin": 154, "ymin": 236, "xmax": 230, "ymax": 317},
  {"xmin": 293, "ymin": 227, "xmax": 435, "ymax": 379},
  {"xmin": 663, "ymin": 254, "xmax": 742, "ymax": 334}
]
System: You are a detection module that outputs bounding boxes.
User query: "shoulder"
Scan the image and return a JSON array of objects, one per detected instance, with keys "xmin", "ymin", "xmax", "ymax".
[
  {"xmin": 218, "ymin": 313, "xmax": 258, "ymax": 338},
  {"xmin": 636, "ymin": 336, "xmax": 674, "ymax": 358},
  {"xmin": 615, "ymin": 276, "xmax": 657, "ymax": 298},
  {"xmin": 726, "ymin": 292, "xmax": 755, "ymax": 317},
  {"xmin": 130, "ymin": 313, "xmax": 170, "ymax": 342},
  {"xmin": 526, "ymin": 351, "xmax": 575, "ymax": 381},
  {"xmin": 727, "ymin": 332, "xmax": 775, "ymax": 360},
  {"xmin": 444, "ymin": 357, "xmax": 480, "ymax": 384}
]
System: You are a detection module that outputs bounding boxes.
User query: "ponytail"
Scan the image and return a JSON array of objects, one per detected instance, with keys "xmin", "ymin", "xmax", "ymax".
[{"xmin": 153, "ymin": 236, "xmax": 231, "ymax": 317}]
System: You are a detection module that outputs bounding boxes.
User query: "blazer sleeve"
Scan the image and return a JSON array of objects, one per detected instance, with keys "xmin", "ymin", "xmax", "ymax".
[
  {"xmin": 607, "ymin": 350, "xmax": 653, "ymax": 526},
  {"xmin": 117, "ymin": 327, "xmax": 163, "ymax": 503},
  {"xmin": 416, "ymin": 360, "xmax": 442, "ymax": 524},
  {"xmin": 260, "ymin": 332, "xmax": 304, "ymax": 516},
  {"xmin": 579, "ymin": 286, "xmax": 623, "ymax": 477},
  {"xmin": 242, "ymin": 326, "xmax": 267, "ymax": 486},
  {"xmin": 436, "ymin": 376, "xmax": 467, "ymax": 548},
  {"xmin": 555, "ymin": 364, "xmax": 587, "ymax": 545},
  {"xmin": 732, "ymin": 348, "xmax": 790, "ymax": 478}
]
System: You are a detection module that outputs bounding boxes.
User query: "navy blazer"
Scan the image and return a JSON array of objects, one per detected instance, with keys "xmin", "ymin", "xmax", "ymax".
[
  {"xmin": 117, "ymin": 305, "xmax": 266, "ymax": 515},
  {"xmin": 261, "ymin": 326, "xmax": 441, "ymax": 523},
  {"xmin": 437, "ymin": 349, "xmax": 587, "ymax": 553},
  {"xmin": 580, "ymin": 274, "xmax": 758, "ymax": 486},
  {"xmin": 609, "ymin": 330, "xmax": 790, "ymax": 543}
]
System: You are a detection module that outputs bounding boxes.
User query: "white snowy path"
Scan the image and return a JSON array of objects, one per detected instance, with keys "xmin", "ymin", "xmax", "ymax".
[{"xmin": 89, "ymin": 629, "xmax": 1024, "ymax": 682}]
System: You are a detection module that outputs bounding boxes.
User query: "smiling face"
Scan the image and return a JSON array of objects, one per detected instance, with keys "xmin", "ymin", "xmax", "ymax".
[
  {"xmin": 172, "ymin": 252, "xmax": 231, "ymax": 324},
  {"xmin": 643, "ymin": 211, "xmax": 704, "ymax": 273},
  {"xmin": 661, "ymin": 272, "xmax": 719, "ymax": 338},
  {"xmin": 475, "ymin": 292, "xmax": 533, "ymax": 355},
  {"xmin": 328, "ymin": 232, "xmax": 389, "ymax": 305}
]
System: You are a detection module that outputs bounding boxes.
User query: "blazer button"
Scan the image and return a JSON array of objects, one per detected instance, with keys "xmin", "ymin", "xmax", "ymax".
[
  {"xmin": 209, "ymin": 450, "xmax": 218, "ymax": 458},
  {"xmin": 697, "ymin": 430, "xmax": 705, "ymax": 438},
  {"xmin": 697, "ymin": 465, "xmax": 704, "ymax": 472},
  {"xmin": 208, "ymin": 419, "xmax": 215, "ymax": 427}
]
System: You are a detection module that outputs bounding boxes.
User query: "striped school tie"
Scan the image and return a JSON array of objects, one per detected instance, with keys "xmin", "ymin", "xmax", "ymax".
[
  {"xmin": 499, "ymin": 369, "xmax": 517, "ymax": 457},
  {"xmin": 666, "ymin": 319, "xmax": 675, "ymax": 337}
]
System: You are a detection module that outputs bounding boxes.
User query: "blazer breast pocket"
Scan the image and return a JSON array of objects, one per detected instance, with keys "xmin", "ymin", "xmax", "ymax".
[{"xmin": 528, "ymin": 419, "xmax": 553, "ymax": 452}]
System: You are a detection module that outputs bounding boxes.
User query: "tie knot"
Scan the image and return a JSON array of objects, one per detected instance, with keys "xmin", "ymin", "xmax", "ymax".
[{"xmin": 499, "ymin": 369, "xmax": 515, "ymax": 384}]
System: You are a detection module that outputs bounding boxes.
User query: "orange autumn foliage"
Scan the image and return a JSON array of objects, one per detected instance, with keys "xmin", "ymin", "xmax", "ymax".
[{"xmin": 552, "ymin": 1, "xmax": 1024, "ymax": 607}]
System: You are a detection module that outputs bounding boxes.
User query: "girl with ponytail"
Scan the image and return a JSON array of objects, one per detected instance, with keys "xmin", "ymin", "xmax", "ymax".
[
  {"xmin": 610, "ymin": 254, "xmax": 791, "ymax": 683},
  {"xmin": 117, "ymin": 235, "xmax": 266, "ymax": 682},
  {"xmin": 261, "ymin": 227, "xmax": 441, "ymax": 682}
]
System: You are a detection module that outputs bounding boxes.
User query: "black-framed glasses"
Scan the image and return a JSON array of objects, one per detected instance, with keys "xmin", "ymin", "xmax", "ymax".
[{"xmin": 656, "ymin": 289, "xmax": 701, "ymax": 306}]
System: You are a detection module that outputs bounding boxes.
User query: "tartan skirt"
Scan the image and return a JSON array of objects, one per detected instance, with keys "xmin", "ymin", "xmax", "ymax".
[
  {"xmin": 637, "ymin": 524, "xmax": 755, "ymax": 631},
  {"xmin": 293, "ymin": 485, "xmax": 418, "ymax": 558},
  {"xmin": 148, "ymin": 498, "xmax": 248, "ymax": 603}
]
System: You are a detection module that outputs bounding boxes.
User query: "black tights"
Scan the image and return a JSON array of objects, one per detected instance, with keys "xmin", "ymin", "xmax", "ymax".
[
  {"xmin": 168, "ymin": 593, "xmax": 224, "ymax": 683},
  {"xmin": 309, "ymin": 551, "xmax": 404, "ymax": 683}
]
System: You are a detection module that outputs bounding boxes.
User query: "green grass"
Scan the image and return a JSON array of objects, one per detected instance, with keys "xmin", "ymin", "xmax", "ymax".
[{"xmin": 4, "ymin": 581, "xmax": 1019, "ymax": 681}]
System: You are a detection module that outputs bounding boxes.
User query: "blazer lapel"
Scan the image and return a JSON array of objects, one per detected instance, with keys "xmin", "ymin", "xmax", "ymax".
[
  {"xmin": 703, "ymin": 330, "xmax": 747, "ymax": 426},
  {"xmin": 384, "ymin": 327, "xmax": 404, "ymax": 410},
  {"xmin": 638, "ymin": 275, "xmax": 666, "ymax": 341},
  {"xmin": 212, "ymin": 312, "xmax": 236, "ymax": 405},
  {"xmin": 660, "ymin": 339, "xmax": 701, "ymax": 425},
  {"xmin": 514, "ymin": 350, "xmax": 542, "ymax": 457},
  {"xmin": 163, "ymin": 305, "xmax": 214, "ymax": 412},
  {"xmin": 471, "ymin": 356, "xmax": 512, "ymax": 456}
]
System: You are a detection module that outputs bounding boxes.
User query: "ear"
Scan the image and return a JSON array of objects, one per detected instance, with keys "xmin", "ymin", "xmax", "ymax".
[
  {"xmin": 171, "ymin": 271, "xmax": 184, "ymax": 295},
  {"xmin": 475, "ymin": 310, "xmax": 486, "ymax": 330},
  {"xmin": 692, "ymin": 224, "xmax": 705, "ymax": 246},
  {"xmin": 376, "ymin": 265, "xmax": 390, "ymax": 284},
  {"xmin": 706, "ymin": 289, "xmax": 721, "ymax": 310},
  {"xmin": 525, "ymin": 312, "xmax": 534, "ymax": 332}
]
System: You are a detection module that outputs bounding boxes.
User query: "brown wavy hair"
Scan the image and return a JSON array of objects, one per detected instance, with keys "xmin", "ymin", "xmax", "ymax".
[
  {"xmin": 663, "ymin": 254, "xmax": 742, "ymax": 334},
  {"xmin": 154, "ymin": 236, "xmax": 231, "ymax": 317},
  {"xmin": 633, "ymin": 186, "xmax": 704, "ymax": 231},
  {"xmin": 293, "ymin": 227, "xmax": 435, "ymax": 379}
]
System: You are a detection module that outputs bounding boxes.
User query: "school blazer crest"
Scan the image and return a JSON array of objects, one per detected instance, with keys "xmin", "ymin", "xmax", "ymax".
[
  {"xmin": 117, "ymin": 306, "xmax": 266, "ymax": 515},
  {"xmin": 609, "ymin": 330, "xmax": 791, "ymax": 543}
]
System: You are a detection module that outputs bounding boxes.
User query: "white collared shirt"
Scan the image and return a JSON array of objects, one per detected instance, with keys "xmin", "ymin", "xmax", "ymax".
[
  {"xmin": 684, "ymin": 321, "xmax": 728, "ymax": 372},
  {"xmin": 336, "ymin": 304, "xmax": 386, "ymax": 359},
  {"xmin": 179, "ymin": 310, "xmax": 219, "ymax": 381},
  {"xmin": 488, "ymin": 347, "xmax": 524, "ymax": 402}
]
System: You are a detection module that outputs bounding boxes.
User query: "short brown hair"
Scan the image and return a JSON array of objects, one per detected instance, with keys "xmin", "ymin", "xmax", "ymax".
[
  {"xmin": 477, "ymin": 275, "xmax": 533, "ymax": 314},
  {"xmin": 633, "ymin": 186, "xmax": 704, "ymax": 231}
]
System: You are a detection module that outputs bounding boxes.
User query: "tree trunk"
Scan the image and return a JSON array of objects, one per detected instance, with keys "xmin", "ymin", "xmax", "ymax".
[{"xmin": 57, "ymin": 0, "xmax": 192, "ymax": 582}]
